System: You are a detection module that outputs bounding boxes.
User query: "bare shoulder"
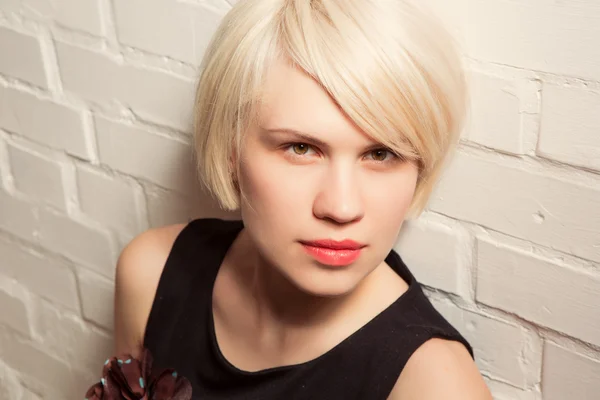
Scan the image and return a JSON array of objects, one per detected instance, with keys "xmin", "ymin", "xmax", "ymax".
[
  {"xmin": 113, "ymin": 223, "xmax": 187, "ymax": 356},
  {"xmin": 388, "ymin": 338, "xmax": 492, "ymax": 400}
]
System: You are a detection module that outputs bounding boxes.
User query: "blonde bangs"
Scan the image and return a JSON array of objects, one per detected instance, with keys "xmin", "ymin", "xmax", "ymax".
[{"xmin": 278, "ymin": 1, "xmax": 466, "ymax": 169}]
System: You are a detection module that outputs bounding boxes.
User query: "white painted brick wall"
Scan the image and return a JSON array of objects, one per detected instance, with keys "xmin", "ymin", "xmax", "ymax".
[
  {"xmin": 0, "ymin": 285, "xmax": 31, "ymax": 338},
  {"xmin": 465, "ymin": 71, "xmax": 524, "ymax": 155},
  {"xmin": 430, "ymin": 152, "xmax": 600, "ymax": 263},
  {"xmin": 395, "ymin": 216, "xmax": 470, "ymax": 296},
  {"xmin": 542, "ymin": 342, "xmax": 600, "ymax": 400},
  {"xmin": 432, "ymin": 298, "xmax": 541, "ymax": 389},
  {"xmin": 477, "ymin": 239, "xmax": 600, "ymax": 348},
  {"xmin": 0, "ymin": 27, "xmax": 47, "ymax": 88},
  {"xmin": 113, "ymin": 0, "xmax": 227, "ymax": 65},
  {"xmin": 56, "ymin": 43, "xmax": 196, "ymax": 132},
  {"xmin": 95, "ymin": 116, "xmax": 197, "ymax": 194},
  {"xmin": 7, "ymin": 140, "xmax": 66, "ymax": 211},
  {"xmin": 37, "ymin": 208, "xmax": 117, "ymax": 276},
  {"xmin": 0, "ymin": 236, "xmax": 79, "ymax": 312},
  {"xmin": 430, "ymin": 0, "xmax": 600, "ymax": 81},
  {"xmin": 0, "ymin": 86, "xmax": 91, "ymax": 159},
  {"xmin": 2, "ymin": 0, "xmax": 104, "ymax": 36},
  {"xmin": 538, "ymin": 84, "xmax": 600, "ymax": 171},
  {"xmin": 463, "ymin": 69, "xmax": 542, "ymax": 156},
  {"xmin": 0, "ymin": 190, "xmax": 38, "ymax": 242},
  {"xmin": 0, "ymin": 0, "xmax": 599, "ymax": 399},
  {"xmin": 76, "ymin": 164, "xmax": 146, "ymax": 238},
  {"xmin": 33, "ymin": 299, "xmax": 113, "ymax": 371},
  {"xmin": 0, "ymin": 360, "xmax": 25, "ymax": 400},
  {"xmin": 77, "ymin": 269, "xmax": 115, "ymax": 330}
]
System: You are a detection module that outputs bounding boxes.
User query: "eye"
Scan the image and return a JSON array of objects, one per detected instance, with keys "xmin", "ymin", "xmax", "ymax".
[
  {"xmin": 292, "ymin": 143, "xmax": 311, "ymax": 155},
  {"xmin": 284, "ymin": 142, "xmax": 317, "ymax": 158},
  {"xmin": 366, "ymin": 148, "xmax": 396, "ymax": 162}
]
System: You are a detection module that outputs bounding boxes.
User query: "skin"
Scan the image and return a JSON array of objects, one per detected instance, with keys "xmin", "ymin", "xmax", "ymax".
[{"xmin": 114, "ymin": 59, "xmax": 492, "ymax": 399}]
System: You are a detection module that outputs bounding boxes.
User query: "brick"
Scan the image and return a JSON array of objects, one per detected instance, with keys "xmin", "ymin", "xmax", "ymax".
[
  {"xmin": 395, "ymin": 218, "xmax": 464, "ymax": 295},
  {"xmin": 53, "ymin": 0, "xmax": 103, "ymax": 36},
  {"xmin": 0, "ymin": 86, "xmax": 89, "ymax": 159},
  {"xmin": 433, "ymin": 300, "xmax": 538, "ymax": 388},
  {"xmin": 0, "ymin": 190, "xmax": 37, "ymax": 242},
  {"xmin": 0, "ymin": 361, "xmax": 24, "ymax": 400},
  {"xmin": 95, "ymin": 117, "xmax": 196, "ymax": 193},
  {"xmin": 542, "ymin": 342, "xmax": 600, "ymax": 400},
  {"xmin": 0, "ymin": 285, "xmax": 31, "ymax": 338},
  {"xmin": 0, "ymin": 0, "xmax": 45, "ymax": 15},
  {"xmin": 20, "ymin": 388, "xmax": 43, "ymax": 400},
  {"xmin": 440, "ymin": 0, "xmax": 600, "ymax": 81},
  {"xmin": 145, "ymin": 184, "xmax": 233, "ymax": 228},
  {"xmin": 34, "ymin": 301, "xmax": 113, "ymax": 371},
  {"xmin": 56, "ymin": 42, "xmax": 196, "ymax": 132},
  {"xmin": 430, "ymin": 152, "xmax": 600, "ymax": 263},
  {"xmin": 7, "ymin": 142, "xmax": 66, "ymax": 210},
  {"xmin": 37, "ymin": 209, "xmax": 116, "ymax": 276},
  {"xmin": 113, "ymin": 0, "xmax": 224, "ymax": 65},
  {"xmin": 145, "ymin": 186, "xmax": 200, "ymax": 227},
  {"xmin": 466, "ymin": 72, "xmax": 523, "ymax": 154},
  {"xmin": 77, "ymin": 269, "xmax": 115, "ymax": 331},
  {"xmin": 485, "ymin": 379, "xmax": 537, "ymax": 400},
  {"xmin": 476, "ymin": 239, "xmax": 600, "ymax": 347},
  {"xmin": 0, "ymin": 0, "xmax": 103, "ymax": 36},
  {"xmin": 0, "ymin": 28, "xmax": 47, "ymax": 88},
  {"xmin": 0, "ymin": 328, "xmax": 88, "ymax": 398},
  {"xmin": 538, "ymin": 84, "xmax": 600, "ymax": 171},
  {"xmin": 76, "ymin": 165, "xmax": 144, "ymax": 235},
  {"xmin": 0, "ymin": 237, "xmax": 79, "ymax": 311}
]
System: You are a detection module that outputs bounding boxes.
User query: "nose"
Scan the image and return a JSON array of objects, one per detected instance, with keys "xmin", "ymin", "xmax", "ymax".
[{"xmin": 312, "ymin": 164, "xmax": 364, "ymax": 225}]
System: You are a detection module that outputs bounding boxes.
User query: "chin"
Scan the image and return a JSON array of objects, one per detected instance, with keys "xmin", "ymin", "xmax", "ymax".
[{"xmin": 288, "ymin": 267, "xmax": 363, "ymax": 298}]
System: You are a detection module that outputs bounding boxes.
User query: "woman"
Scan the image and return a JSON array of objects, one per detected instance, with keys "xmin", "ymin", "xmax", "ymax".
[{"xmin": 114, "ymin": 0, "xmax": 492, "ymax": 398}]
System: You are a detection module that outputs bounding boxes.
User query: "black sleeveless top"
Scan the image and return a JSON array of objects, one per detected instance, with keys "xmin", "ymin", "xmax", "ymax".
[{"xmin": 143, "ymin": 218, "xmax": 473, "ymax": 400}]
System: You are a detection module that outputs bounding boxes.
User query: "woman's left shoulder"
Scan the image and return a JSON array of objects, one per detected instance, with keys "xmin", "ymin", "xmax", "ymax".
[{"xmin": 387, "ymin": 338, "xmax": 493, "ymax": 400}]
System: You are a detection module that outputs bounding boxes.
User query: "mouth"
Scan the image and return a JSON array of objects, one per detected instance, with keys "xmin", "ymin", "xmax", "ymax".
[{"xmin": 299, "ymin": 239, "xmax": 366, "ymax": 267}]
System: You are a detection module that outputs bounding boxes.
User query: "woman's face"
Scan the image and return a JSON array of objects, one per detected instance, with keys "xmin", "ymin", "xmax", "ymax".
[{"xmin": 236, "ymin": 60, "xmax": 419, "ymax": 297}]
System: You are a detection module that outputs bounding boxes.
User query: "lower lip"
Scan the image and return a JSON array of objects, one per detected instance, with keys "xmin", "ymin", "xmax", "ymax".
[{"xmin": 301, "ymin": 244, "xmax": 362, "ymax": 266}]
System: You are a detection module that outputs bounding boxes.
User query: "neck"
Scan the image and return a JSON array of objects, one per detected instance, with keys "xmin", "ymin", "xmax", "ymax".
[
  {"xmin": 231, "ymin": 229, "xmax": 364, "ymax": 340},
  {"xmin": 250, "ymin": 252, "xmax": 346, "ymax": 327}
]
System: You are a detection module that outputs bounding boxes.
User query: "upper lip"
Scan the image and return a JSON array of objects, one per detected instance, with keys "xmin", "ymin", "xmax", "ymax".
[{"xmin": 301, "ymin": 239, "xmax": 366, "ymax": 250}]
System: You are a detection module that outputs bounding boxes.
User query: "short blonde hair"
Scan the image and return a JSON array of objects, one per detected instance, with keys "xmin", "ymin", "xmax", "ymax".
[{"xmin": 194, "ymin": 0, "xmax": 467, "ymax": 219}]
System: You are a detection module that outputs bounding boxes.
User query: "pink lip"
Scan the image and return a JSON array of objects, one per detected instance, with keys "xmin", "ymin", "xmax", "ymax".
[
  {"xmin": 300, "ymin": 239, "xmax": 365, "ymax": 266},
  {"xmin": 302, "ymin": 239, "xmax": 365, "ymax": 250}
]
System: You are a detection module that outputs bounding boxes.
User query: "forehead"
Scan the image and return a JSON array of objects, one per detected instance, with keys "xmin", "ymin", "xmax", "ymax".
[{"xmin": 257, "ymin": 60, "xmax": 369, "ymax": 143}]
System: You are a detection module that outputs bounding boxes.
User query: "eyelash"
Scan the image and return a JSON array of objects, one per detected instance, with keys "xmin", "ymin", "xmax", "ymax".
[{"xmin": 282, "ymin": 142, "xmax": 401, "ymax": 164}]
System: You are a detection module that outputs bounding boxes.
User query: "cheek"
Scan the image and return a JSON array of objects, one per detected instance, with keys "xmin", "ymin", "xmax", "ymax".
[
  {"xmin": 237, "ymin": 154, "xmax": 314, "ymax": 261},
  {"xmin": 238, "ymin": 154, "xmax": 309, "ymax": 213},
  {"xmin": 367, "ymin": 168, "xmax": 418, "ymax": 224}
]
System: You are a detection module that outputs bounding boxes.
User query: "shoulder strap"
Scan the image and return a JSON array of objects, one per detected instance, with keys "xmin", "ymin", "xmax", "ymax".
[
  {"xmin": 142, "ymin": 218, "xmax": 243, "ymax": 355},
  {"xmin": 329, "ymin": 252, "xmax": 473, "ymax": 399}
]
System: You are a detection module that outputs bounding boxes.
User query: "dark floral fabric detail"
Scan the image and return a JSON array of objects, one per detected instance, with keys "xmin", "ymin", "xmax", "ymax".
[{"xmin": 84, "ymin": 348, "xmax": 192, "ymax": 400}]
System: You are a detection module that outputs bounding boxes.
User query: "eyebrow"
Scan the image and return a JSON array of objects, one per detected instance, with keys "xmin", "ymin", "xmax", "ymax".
[
  {"xmin": 262, "ymin": 127, "xmax": 330, "ymax": 150},
  {"xmin": 263, "ymin": 127, "xmax": 391, "ymax": 154}
]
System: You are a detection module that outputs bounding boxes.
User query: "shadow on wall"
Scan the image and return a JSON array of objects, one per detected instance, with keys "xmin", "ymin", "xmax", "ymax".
[
  {"xmin": 68, "ymin": 152, "xmax": 237, "ymax": 397},
  {"xmin": 53, "ymin": 135, "xmax": 237, "ymax": 398},
  {"xmin": 136, "ymin": 140, "xmax": 240, "ymax": 229}
]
